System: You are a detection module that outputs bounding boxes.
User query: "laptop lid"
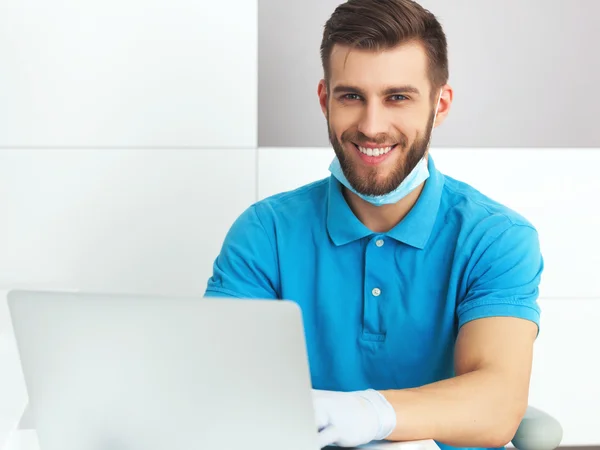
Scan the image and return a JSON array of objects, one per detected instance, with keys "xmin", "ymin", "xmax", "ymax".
[{"xmin": 8, "ymin": 290, "xmax": 319, "ymax": 450}]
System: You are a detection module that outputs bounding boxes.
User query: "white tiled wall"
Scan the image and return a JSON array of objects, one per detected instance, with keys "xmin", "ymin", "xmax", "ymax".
[
  {"xmin": 0, "ymin": 319, "xmax": 27, "ymax": 450},
  {"xmin": 528, "ymin": 298, "xmax": 600, "ymax": 446},
  {"xmin": 0, "ymin": 0, "xmax": 257, "ymax": 445},
  {"xmin": 0, "ymin": 0, "xmax": 257, "ymax": 148},
  {"xmin": 0, "ymin": 149, "xmax": 255, "ymax": 296}
]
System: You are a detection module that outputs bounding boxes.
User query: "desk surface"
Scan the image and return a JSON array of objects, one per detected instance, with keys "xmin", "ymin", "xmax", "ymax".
[
  {"xmin": 9, "ymin": 406, "xmax": 440, "ymax": 450},
  {"xmin": 4, "ymin": 430, "xmax": 440, "ymax": 450}
]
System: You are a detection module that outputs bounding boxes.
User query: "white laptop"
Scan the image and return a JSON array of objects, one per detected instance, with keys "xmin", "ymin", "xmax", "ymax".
[{"xmin": 7, "ymin": 289, "xmax": 320, "ymax": 450}]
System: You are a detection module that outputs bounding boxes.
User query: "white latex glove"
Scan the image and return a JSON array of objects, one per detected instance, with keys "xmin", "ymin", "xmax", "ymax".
[{"xmin": 312, "ymin": 389, "xmax": 397, "ymax": 448}]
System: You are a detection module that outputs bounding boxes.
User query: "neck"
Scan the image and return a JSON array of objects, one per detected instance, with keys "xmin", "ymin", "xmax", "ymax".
[{"xmin": 342, "ymin": 182, "xmax": 425, "ymax": 233}]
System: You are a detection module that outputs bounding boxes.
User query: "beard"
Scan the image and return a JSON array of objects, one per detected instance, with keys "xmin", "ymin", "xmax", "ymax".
[{"xmin": 328, "ymin": 110, "xmax": 436, "ymax": 197}]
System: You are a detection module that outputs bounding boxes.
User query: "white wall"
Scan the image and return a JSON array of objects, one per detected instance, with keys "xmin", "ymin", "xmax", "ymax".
[
  {"xmin": 0, "ymin": 0, "xmax": 257, "ymax": 148},
  {"xmin": 1, "ymin": 0, "xmax": 599, "ymax": 447},
  {"xmin": 0, "ymin": 0, "xmax": 258, "ymax": 446},
  {"xmin": 0, "ymin": 149, "xmax": 255, "ymax": 296}
]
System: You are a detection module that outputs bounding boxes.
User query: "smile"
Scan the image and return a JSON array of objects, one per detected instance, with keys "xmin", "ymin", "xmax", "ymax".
[{"xmin": 353, "ymin": 144, "xmax": 397, "ymax": 157}]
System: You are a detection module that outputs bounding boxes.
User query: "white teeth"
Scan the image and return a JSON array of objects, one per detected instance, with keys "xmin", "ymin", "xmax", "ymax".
[{"xmin": 358, "ymin": 146, "xmax": 393, "ymax": 156}]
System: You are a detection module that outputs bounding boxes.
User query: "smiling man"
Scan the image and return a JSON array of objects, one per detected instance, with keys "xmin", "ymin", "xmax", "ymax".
[{"xmin": 204, "ymin": 1, "xmax": 543, "ymax": 450}]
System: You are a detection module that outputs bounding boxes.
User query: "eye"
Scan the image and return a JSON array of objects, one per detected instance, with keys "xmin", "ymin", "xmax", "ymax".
[
  {"xmin": 342, "ymin": 93, "xmax": 362, "ymax": 101},
  {"xmin": 389, "ymin": 94, "xmax": 408, "ymax": 102}
]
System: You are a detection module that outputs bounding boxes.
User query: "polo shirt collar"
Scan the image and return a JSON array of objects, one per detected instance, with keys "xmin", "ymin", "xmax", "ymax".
[
  {"xmin": 327, "ymin": 172, "xmax": 374, "ymax": 246},
  {"xmin": 326, "ymin": 154, "xmax": 445, "ymax": 249}
]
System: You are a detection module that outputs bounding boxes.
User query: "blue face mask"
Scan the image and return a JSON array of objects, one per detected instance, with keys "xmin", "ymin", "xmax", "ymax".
[
  {"xmin": 328, "ymin": 155, "xmax": 430, "ymax": 206},
  {"xmin": 328, "ymin": 90, "xmax": 442, "ymax": 207}
]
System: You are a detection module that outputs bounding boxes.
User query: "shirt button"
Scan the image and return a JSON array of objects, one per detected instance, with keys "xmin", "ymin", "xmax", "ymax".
[
  {"xmin": 372, "ymin": 288, "xmax": 381, "ymax": 297},
  {"xmin": 375, "ymin": 239, "xmax": 384, "ymax": 247}
]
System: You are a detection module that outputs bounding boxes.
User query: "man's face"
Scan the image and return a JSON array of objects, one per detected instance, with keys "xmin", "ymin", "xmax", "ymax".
[{"xmin": 319, "ymin": 41, "xmax": 439, "ymax": 197}]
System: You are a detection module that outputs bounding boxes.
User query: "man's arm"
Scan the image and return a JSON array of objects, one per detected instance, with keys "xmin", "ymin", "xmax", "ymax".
[{"xmin": 382, "ymin": 316, "xmax": 536, "ymax": 448}]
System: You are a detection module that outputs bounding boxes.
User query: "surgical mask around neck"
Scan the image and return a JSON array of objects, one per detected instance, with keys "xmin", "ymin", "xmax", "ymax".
[{"xmin": 329, "ymin": 89, "xmax": 443, "ymax": 207}]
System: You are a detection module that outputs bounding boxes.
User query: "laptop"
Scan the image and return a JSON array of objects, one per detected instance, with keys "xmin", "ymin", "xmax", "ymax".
[{"xmin": 7, "ymin": 289, "xmax": 320, "ymax": 450}]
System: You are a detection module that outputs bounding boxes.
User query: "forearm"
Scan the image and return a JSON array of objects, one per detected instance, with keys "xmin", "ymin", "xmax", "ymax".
[{"xmin": 380, "ymin": 369, "xmax": 528, "ymax": 448}]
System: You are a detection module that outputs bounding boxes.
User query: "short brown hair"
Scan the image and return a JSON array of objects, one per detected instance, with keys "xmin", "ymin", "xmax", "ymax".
[{"xmin": 320, "ymin": 0, "xmax": 449, "ymax": 100}]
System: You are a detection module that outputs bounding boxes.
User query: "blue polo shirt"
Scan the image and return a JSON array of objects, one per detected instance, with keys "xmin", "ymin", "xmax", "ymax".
[{"xmin": 204, "ymin": 154, "xmax": 543, "ymax": 450}]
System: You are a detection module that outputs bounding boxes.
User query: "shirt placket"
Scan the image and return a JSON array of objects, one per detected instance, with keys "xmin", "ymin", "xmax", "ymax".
[{"xmin": 362, "ymin": 235, "xmax": 391, "ymax": 342}]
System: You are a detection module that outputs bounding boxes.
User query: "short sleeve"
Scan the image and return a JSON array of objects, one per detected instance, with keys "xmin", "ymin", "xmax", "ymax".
[
  {"xmin": 457, "ymin": 223, "xmax": 544, "ymax": 331},
  {"xmin": 204, "ymin": 205, "xmax": 280, "ymax": 299}
]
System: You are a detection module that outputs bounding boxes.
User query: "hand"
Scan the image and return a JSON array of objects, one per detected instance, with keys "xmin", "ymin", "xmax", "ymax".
[{"xmin": 312, "ymin": 389, "xmax": 397, "ymax": 448}]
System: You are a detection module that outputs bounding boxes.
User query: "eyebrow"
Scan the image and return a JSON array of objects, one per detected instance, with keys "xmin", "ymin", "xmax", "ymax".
[{"xmin": 332, "ymin": 84, "xmax": 421, "ymax": 97}]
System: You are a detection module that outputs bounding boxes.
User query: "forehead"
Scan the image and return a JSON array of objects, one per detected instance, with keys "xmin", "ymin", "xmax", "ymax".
[{"xmin": 329, "ymin": 41, "xmax": 430, "ymax": 93}]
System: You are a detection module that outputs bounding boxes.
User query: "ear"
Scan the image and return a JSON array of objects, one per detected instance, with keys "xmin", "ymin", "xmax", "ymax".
[
  {"xmin": 317, "ymin": 79, "xmax": 328, "ymax": 117},
  {"xmin": 433, "ymin": 84, "xmax": 454, "ymax": 128}
]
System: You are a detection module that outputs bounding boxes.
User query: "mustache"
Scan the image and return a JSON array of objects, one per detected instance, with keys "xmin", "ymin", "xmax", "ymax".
[{"xmin": 340, "ymin": 129, "xmax": 408, "ymax": 148}]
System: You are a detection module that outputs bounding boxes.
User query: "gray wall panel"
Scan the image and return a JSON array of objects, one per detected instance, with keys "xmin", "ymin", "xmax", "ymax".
[{"xmin": 259, "ymin": 0, "xmax": 600, "ymax": 148}]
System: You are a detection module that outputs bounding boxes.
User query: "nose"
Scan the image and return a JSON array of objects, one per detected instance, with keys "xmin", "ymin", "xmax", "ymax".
[{"xmin": 356, "ymin": 102, "xmax": 389, "ymax": 142}]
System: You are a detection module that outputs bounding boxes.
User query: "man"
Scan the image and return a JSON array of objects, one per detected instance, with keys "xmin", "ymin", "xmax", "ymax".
[{"xmin": 204, "ymin": 1, "xmax": 543, "ymax": 449}]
